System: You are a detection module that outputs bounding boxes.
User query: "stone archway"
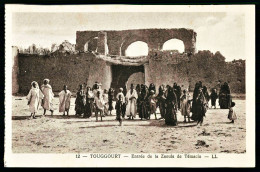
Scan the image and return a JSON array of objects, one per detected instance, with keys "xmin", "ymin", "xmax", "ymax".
[{"xmin": 111, "ymin": 65, "xmax": 144, "ymax": 94}]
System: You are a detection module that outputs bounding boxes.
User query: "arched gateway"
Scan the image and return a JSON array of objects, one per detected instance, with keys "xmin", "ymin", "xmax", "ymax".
[{"xmin": 76, "ymin": 28, "xmax": 196, "ymax": 92}]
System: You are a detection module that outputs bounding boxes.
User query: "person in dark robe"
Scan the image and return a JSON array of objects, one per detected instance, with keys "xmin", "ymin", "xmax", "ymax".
[
  {"xmin": 75, "ymin": 84, "xmax": 86, "ymax": 116},
  {"xmin": 165, "ymin": 86, "xmax": 178, "ymax": 126},
  {"xmin": 193, "ymin": 87, "xmax": 207, "ymax": 126},
  {"xmin": 191, "ymin": 82, "xmax": 200, "ymax": 121},
  {"xmin": 84, "ymin": 86, "xmax": 94, "ymax": 118},
  {"xmin": 177, "ymin": 85, "xmax": 182, "ymax": 109},
  {"xmin": 198, "ymin": 81, "xmax": 203, "ymax": 88},
  {"xmin": 115, "ymin": 94, "xmax": 124, "ymax": 126},
  {"xmin": 219, "ymin": 82, "xmax": 232, "ymax": 109},
  {"xmin": 108, "ymin": 88, "xmax": 114, "ymax": 115},
  {"xmin": 145, "ymin": 85, "xmax": 151, "ymax": 119},
  {"xmin": 203, "ymin": 86, "xmax": 210, "ymax": 102},
  {"xmin": 92, "ymin": 81, "xmax": 99, "ymax": 90},
  {"xmin": 148, "ymin": 83, "xmax": 156, "ymax": 94},
  {"xmin": 148, "ymin": 90, "xmax": 157, "ymax": 119},
  {"xmin": 157, "ymin": 85, "xmax": 167, "ymax": 119},
  {"xmin": 210, "ymin": 88, "xmax": 218, "ymax": 109},
  {"xmin": 139, "ymin": 84, "xmax": 149, "ymax": 120},
  {"xmin": 136, "ymin": 84, "xmax": 141, "ymax": 114},
  {"xmin": 173, "ymin": 82, "xmax": 181, "ymax": 110},
  {"xmin": 123, "ymin": 85, "xmax": 127, "ymax": 96}
]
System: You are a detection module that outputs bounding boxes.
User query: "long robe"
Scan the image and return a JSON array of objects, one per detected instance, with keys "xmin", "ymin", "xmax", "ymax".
[
  {"xmin": 125, "ymin": 89, "xmax": 138, "ymax": 118},
  {"xmin": 108, "ymin": 89, "xmax": 114, "ymax": 111},
  {"xmin": 165, "ymin": 88, "xmax": 178, "ymax": 126},
  {"xmin": 103, "ymin": 93, "xmax": 109, "ymax": 115},
  {"xmin": 75, "ymin": 90, "xmax": 85, "ymax": 115},
  {"xmin": 180, "ymin": 93, "xmax": 191, "ymax": 117},
  {"xmin": 41, "ymin": 84, "xmax": 54, "ymax": 110},
  {"xmin": 58, "ymin": 90, "xmax": 72, "ymax": 112},
  {"xmin": 148, "ymin": 94, "xmax": 157, "ymax": 114},
  {"xmin": 157, "ymin": 86, "xmax": 167, "ymax": 118},
  {"xmin": 210, "ymin": 91, "xmax": 218, "ymax": 106},
  {"xmin": 26, "ymin": 87, "xmax": 44, "ymax": 113},
  {"xmin": 139, "ymin": 89, "xmax": 149, "ymax": 119},
  {"xmin": 191, "ymin": 92, "xmax": 206, "ymax": 122},
  {"xmin": 85, "ymin": 91, "xmax": 94, "ymax": 118},
  {"xmin": 228, "ymin": 107, "xmax": 237, "ymax": 120}
]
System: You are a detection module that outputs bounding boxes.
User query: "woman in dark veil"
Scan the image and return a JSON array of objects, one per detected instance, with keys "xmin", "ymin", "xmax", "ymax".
[
  {"xmin": 108, "ymin": 88, "xmax": 114, "ymax": 115},
  {"xmin": 75, "ymin": 84, "xmax": 86, "ymax": 116},
  {"xmin": 136, "ymin": 84, "xmax": 141, "ymax": 114},
  {"xmin": 191, "ymin": 82, "xmax": 200, "ymax": 121},
  {"xmin": 165, "ymin": 86, "xmax": 178, "ymax": 126},
  {"xmin": 84, "ymin": 86, "xmax": 94, "ymax": 118},
  {"xmin": 139, "ymin": 84, "xmax": 149, "ymax": 120},
  {"xmin": 157, "ymin": 85, "xmax": 167, "ymax": 119}
]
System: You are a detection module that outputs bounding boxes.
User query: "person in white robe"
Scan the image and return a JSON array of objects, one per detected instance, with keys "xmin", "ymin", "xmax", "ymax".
[
  {"xmin": 93, "ymin": 83, "xmax": 103, "ymax": 98},
  {"xmin": 41, "ymin": 79, "xmax": 54, "ymax": 116},
  {"xmin": 102, "ymin": 89, "xmax": 109, "ymax": 116},
  {"xmin": 116, "ymin": 88, "xmax": 126, "ymax": 118},
  {"xmin": 180, "ymin": 89, "xmax": 192, "ymax": 123},
  {"xmin": 94, "ymin": 91, "xmax": 105, "ymax": 121},
  {"xmin": 26, "ymin": 81, "xmax": 44, "ymax": 119},
  {"xmin": 125, "ymin": 84, "xmax": 138, "ymax": 120},
  {"xmin": 58, "ymin": 85, "xmax": 72, "ymax": 116}
]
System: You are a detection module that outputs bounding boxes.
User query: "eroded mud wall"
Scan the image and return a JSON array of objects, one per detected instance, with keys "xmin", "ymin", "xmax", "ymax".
[{"xmin": 17, "ymin": 52, "xmax": 112, "ymax": 95}]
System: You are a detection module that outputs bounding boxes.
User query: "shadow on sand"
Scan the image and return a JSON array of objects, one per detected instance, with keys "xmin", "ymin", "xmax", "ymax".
[
  {"xmin": 12, "ymin": 115, "xmax": 87, "ymax": 120},
  {"xmin": 12, "ymin": 115, "xmax": 199, "ymax": 128}
]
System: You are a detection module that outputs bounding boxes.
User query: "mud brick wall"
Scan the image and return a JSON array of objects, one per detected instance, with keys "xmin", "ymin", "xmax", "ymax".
[
  {"xmin": 16, "ymin": 50, "xmax": 245, "ymax": 95},
  {"xmin": 17, "ymin": 52, "xmax": 112, "ymax": 95},
  {"xmin": 145, "ymin": 60, "xmax": 190, "ymax": 92}
]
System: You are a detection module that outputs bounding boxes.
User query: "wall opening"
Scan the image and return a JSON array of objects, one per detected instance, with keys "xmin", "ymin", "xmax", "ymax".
[
  {"xmin": 162, "ymin": 39, "xmax": 185, "ymax": 53},
  {"xmin": 125, "ymin": 41, "xmax": 149, "ymax": 57},
  {"xmin": 126, "ymin": 72, "xmax": 145, "ymax": 91},
  {"xmin": 111, "ymin": 65, "xmax": 144, "ymax": 95},
  {"xmin": 84, "ymin": 37, "xmax": 98, "ymax": 52}
]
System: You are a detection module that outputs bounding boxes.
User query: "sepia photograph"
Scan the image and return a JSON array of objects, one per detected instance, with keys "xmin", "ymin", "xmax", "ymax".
[{"xmin": 5, "ymin": 5, "xmax": 255, "ymax": 167}]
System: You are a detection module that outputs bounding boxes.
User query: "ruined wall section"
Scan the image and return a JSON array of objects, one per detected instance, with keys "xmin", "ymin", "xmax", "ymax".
[
  {"xmin": 17, "ymin": 52, "xmax": 112, "ymax": 95},
  {"xmin": 76, "ymin": 31, "xmax": 99, "ymax": 52},
  {"xmin": 12, "ymin": 46, "xmax": 19, "ymax": 94},
  {"xmin": 76, "ymin": 29, "xmax": 197, "ymax": 56}
]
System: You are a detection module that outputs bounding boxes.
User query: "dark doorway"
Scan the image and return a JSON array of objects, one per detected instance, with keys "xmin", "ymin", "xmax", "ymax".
[{"xmin": 111, "ymin": 65, "xmax": 144, "ymax": 94}]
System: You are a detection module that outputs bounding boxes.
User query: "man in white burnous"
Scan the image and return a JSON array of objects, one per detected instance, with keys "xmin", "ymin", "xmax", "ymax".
[
  {"xmin": 41, "ymin": 78, "xmax": 54, "ymax": 116},
  {"xmin": 125, "ymin": 84, "xmax": 138, "ymax": 120}
]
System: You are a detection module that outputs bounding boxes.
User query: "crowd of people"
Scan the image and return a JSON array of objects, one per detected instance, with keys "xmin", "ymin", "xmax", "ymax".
[{"xmin": 26, "ymin": 79, "xmax": 236, "ymax": 126}]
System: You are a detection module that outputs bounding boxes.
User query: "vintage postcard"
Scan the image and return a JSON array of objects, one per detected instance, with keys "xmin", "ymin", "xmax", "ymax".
[{"xmin": 5, "ymin": 5, "xmax": 255, "ymax": 167}]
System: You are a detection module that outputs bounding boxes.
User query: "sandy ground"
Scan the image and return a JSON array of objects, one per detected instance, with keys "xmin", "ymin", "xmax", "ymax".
[{"xmin": 12, "ymin": 96, "xmax": 246, "ymax": 153}]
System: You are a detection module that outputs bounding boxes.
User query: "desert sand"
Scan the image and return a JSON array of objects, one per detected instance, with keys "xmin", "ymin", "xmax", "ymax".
[{"xmin": 11, "ymin": 96, "xmax": 246, "ymax": 153}]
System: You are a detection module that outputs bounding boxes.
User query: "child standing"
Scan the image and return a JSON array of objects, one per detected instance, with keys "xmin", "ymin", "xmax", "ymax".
[
  {"xmin": 180, "ymin": 89, "xmax": 191, "ymax": 123},
  {"xmin": 228, "ymin": 102, "xmax": 237, "ymax": 123},
  {"xmin": 148, "ymin": 90, "xmax": 157, "ymax": 120},
  {"xmin": 210, "ymin": 88, "xmax": 218, "ymax": 109},
  {"xmin": 115, "ymin": 95, "xmax": 124, "ymax": 126}
]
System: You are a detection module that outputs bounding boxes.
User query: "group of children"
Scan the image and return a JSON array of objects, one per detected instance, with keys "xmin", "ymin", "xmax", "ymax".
[{"xmin": 26, "ymin": 79, "xmax": 237, "ymax": 125}]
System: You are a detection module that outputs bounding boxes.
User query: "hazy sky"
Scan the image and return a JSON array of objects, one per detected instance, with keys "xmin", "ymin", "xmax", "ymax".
[{"xmin": 12, "ymin": 12, "xmax": 245, "ymax": 61}]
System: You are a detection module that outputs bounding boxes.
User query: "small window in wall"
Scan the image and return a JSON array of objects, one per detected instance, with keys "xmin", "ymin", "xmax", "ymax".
[
  {"xmin": 125, "ymin": 41, "xmax": 149, "ymax": 57},
  {"xmin": 162, "ymin": 39, "xmax": 185, "ymax": 53}
]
